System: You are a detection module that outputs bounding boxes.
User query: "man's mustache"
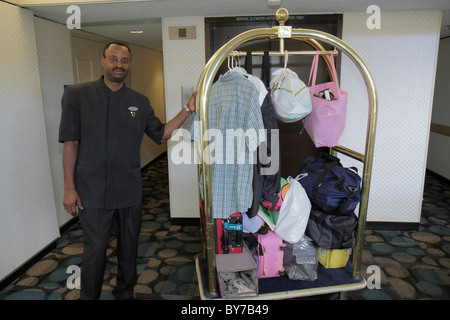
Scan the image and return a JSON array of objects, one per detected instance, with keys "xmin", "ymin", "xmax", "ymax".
[{"xmin": 113, "ymin": 67, "xmax": 125, "ymax": 72}]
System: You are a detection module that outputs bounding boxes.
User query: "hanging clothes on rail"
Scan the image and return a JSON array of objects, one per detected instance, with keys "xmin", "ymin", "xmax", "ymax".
[
  {"xmin": 191, "ymin": 70, "xmax": 265, "ymax": 219},
  {"xmin": 230, "ymin": 67, "xmax": 267, "ymax": 106},
  {"xmin": 245, "ymin": 52, "xmax": 281, "ymax": 219}
]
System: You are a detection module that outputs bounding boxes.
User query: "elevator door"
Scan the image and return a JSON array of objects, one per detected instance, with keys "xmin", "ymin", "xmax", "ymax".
[{"xmin": 206, "ymin": 15, "xmax": 342, "ymax": 177}]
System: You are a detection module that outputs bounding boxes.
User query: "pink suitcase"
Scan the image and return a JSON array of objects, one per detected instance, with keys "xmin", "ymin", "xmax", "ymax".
[{"xmin": 256, "ymin": 230, "xmax": 286, "ymax": 278}]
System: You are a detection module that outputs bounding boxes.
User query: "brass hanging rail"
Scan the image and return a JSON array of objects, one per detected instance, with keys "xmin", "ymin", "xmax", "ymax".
[{"xmin": 229, "ymin": 49, "xmax": 338, "ymax": 57}]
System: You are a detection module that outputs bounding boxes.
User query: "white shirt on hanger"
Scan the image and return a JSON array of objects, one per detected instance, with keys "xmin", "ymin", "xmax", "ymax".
[{"xmin": 229, "ymin": 67, "xmax": 268, "ymax": 107}]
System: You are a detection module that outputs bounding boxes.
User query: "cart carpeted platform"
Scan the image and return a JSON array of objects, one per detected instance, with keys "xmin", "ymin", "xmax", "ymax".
[{"xmin": 196, "ymin": 256, "xmax": 365, "ymax": 299}]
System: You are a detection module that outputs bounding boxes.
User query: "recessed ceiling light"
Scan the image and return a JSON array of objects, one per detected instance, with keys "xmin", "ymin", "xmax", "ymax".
[{"xmin": 130, "ymin": 30, "xmax": 144, "ymax": 34}]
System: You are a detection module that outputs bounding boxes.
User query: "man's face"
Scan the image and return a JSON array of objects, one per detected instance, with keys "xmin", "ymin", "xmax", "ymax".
[{"xmin": 102, "ymin": 44, "xmax": 131, "ymax": 83}]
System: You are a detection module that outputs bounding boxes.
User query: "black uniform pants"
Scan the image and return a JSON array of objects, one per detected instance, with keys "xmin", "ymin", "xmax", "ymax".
[{"xmin": 78, "ymin": 204, "xmax": 142, "ymax": 300}]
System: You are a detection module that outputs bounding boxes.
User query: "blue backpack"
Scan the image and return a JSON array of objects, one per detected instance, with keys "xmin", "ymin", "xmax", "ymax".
[{"xmin": 298, "ymin": 153, "xmax": 362, "ymax": 215}]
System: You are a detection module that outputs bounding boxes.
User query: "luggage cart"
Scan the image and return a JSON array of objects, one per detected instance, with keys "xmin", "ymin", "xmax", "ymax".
[{"xmin": 194, "ymin": 8, "xmax": 377, "ymax": 299}]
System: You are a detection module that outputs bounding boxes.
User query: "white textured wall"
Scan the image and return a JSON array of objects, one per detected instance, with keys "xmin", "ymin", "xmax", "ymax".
[
  {"xmin": 34, "ymin": 17, "xmax": 74, "ymax": 228},
  {"xmin": 427, "ymin": 38, "xmax": 450, "ymax": 180},
  {"xmin": 162, "ymin": 17, "xmax": 205, "ymax": 219},
  {"xmin": 339, "ymin": 11, "xmax": 442, "ymax": 223},
  {"xmin": 0, "ymin": 3, "xmax": 59, "ymax": 281}
]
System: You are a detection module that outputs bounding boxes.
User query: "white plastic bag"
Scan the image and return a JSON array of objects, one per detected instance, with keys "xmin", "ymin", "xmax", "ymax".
[
  {"xmin": 275, "ymin": 174, "xmax": 311, "ymax": 243},
  {"xmin": 270, "ymin": 52, "xmax": 312, "ymax": 123}
]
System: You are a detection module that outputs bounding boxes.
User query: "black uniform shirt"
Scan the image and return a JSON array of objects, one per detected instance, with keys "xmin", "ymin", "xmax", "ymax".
[{"xmin": 59, "ymin": 77, "xmax": 165, "ymax": 209}]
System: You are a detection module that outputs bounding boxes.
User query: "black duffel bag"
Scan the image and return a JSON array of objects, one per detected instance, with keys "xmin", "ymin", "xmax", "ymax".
[
  {"xmin": 305, "ymin": 208, "xmax": 358, "ymax": 249},
  {"xmin": 298, "ymin": 152, "xmax": 362, "ymax": 215}
]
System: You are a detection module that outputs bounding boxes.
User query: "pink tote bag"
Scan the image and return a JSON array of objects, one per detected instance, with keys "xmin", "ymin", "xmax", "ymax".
[{"xmin": 303, "ymin": 52, "xmax": 348, "ymax": 148}]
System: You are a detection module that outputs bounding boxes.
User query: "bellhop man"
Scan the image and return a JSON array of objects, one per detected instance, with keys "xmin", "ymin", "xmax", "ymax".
[{"xmin": 59, "ymin": 42, "xmax": 196, "ymax": 300}]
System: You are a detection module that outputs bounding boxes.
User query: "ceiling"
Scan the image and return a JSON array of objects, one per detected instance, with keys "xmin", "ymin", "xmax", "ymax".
[{"xmin": 6, "ymin": 0, "xmax": 450, "ymax": 51}]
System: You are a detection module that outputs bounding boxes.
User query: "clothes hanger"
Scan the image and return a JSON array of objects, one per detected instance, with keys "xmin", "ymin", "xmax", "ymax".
[
  {"xmin": 226, "ymin": 51, "xmax": 248, "ymax": 76},
  {"xmin": 284, "ymin": 50, "xmax": 288, "ymax": 69}
]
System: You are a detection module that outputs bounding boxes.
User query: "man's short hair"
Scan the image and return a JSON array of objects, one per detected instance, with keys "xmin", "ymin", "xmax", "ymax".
[{"xmin": 103, "ymin": 41, "xmax": 132, "ymax": 60}]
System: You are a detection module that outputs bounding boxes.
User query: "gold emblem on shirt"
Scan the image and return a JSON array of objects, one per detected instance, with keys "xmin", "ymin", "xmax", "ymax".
[{"xmin": 128, "ymin": 106, "xmax": 138, "ymax": 117}]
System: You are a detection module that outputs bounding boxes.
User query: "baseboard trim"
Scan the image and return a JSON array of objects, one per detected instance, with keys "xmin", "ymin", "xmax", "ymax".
[
  {"xmin": 170, "ymin": 217, "xmax": 200, "ymax": 226},
  {"xmin": 426, "ymin": 169, "xmax": 450, "ymax": 184},
  {"xmin": 141, "ymin": 151, "xmax": 167, "ymax": 172},
  {"xmin": 59, "ymin": 216, "xmax": 80, "ymax": 233},
  {"xmin": 170, "ymin": 218, "xmax": 421, "ymax": 231},
  {"xmin": 366, "ymin": 221, "xmax": 420, "ymax": 231}
]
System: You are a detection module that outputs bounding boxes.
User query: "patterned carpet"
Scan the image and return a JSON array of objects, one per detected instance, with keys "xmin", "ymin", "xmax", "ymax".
[
  {"xmin": 348, "ymin": 172, "xmax": 450, "ymax": 300},
  {"xmin": 0, "ymin": 153, "xmax": 449, "ymax": 300},
  {"xmin": 0, "ymin": 154, "xmax": 202, "ymax": 300}
]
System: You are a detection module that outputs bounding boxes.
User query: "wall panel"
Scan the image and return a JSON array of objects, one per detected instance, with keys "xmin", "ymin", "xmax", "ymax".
[
  {"xmin": 339, "ymin": 11, "xmax": 442, "ymax": 223},
  {"xmin": 34, "ymin": 17, "xmax": 74, "ymax": 228},
  {"xmin": 162, "ymin": 17, "xmax": 205, "ymax": 219},
  {"xmin": 0, "ymin": 3, "xmax": 59, "ymax": 281}
]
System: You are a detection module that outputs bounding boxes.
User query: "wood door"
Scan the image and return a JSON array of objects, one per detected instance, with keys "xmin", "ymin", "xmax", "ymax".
[{"xmin": 71, "ymin": 36, "xmax": 101, "ymax": 83}]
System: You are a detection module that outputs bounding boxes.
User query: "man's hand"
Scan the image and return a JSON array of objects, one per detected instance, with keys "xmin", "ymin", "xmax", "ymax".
[
  {"xmin": 187, "ymin": 90, "xmax": 197, "ymax": 113},
  {"xmin": 63, "ymin": 188, "xmax": 83, "ymax": 217},
  {"xmin": 62, "ymin": 140, "xmax": 81, "ymax": 217},
  {"xmin": 160, "ymin": 90, "xmax": 198, "ymax": 143}
]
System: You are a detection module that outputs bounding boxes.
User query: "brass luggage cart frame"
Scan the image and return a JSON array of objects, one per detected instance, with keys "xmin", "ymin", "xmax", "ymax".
[{"xmin": 194, "ymin": 8, "xmax": 378, "ymax": 298}]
